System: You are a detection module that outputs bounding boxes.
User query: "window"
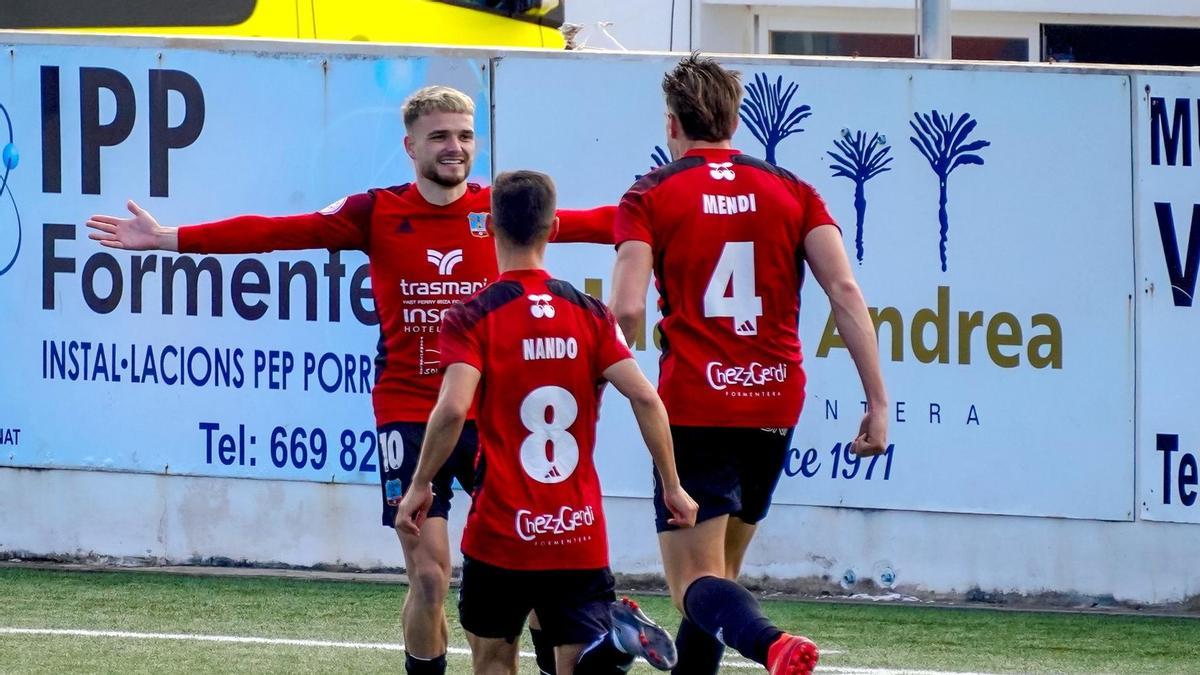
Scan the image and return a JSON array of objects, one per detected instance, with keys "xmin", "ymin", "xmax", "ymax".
[
  {"xmin": 0, "ymin": 0, "xmax": 257, "ymax": 28},
  {"xmin": 770, "ymin": 31, "xmax": 1029, "ymax": 62},
  {"xmin": 1042, "ymin": 25, "xmax": 1200, "ymax": 67}
]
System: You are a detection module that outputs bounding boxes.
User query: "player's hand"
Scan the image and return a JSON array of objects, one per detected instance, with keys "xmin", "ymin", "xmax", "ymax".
[
  {"xmin": 86, "ymin": 200, "xmax": 171, "ymax": 250},
  {"xmin": 395, "ymin": 483, "xmax": 434, "ymax": 536},
  {"xmin": 850, "ymin": 408, "xmax": 888, "ymax": 457},
  {"xmin": 663, "ymin": 485, "xmax": 698, "ymax": 529}
]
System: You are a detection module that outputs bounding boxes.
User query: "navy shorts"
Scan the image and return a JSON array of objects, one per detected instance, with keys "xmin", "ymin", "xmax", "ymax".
[
  {"xmin": 458, "ymin": 555, "xmax": 616, "ymax": 646},
  {"xmin": 654, "ymin": 425, "xmax": 794, "ymax": 532},
  {"xmin": 378, "ymin": 421, "xmax": 478, "ymax": 527}
]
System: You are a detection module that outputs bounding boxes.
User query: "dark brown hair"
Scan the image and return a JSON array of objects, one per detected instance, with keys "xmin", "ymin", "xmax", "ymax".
[
  {"xmin": 490, "ymin": 170, "xmax": 557, "ymax": 245},
  {"xmin": 662, "ymin": 53, "xmax": 742, "ymax": 142}
]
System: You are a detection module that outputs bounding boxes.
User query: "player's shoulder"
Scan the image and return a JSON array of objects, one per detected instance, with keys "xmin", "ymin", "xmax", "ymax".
[
  {"xmin": 625, "ymin": 155, "xmax": 709, "ymax": 197},
  {"xmin": 467, "ymin": 183, "xmax": 490, "ymax": 209},
  {"xmin": 366, "ymin": 183, "xmax": 413, "ymax": 199},
  {"xmin": 732, "ymin": 155, "xmax": 805, "ymax": 185},
  {"xmin": 545, "ymin": 278, "xmax": 609, "ymax": 321},
  {"xmin": 448, "ymin": 279, "xmax": 526, "ymax": 330}
]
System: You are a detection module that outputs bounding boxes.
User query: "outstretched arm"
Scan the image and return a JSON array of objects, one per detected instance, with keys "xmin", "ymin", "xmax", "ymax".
[
  {"xmin": 804, "ymin": 225, "xmax": 889, "ymax": 456},
  {"xmin": 86, "ymin": 194, "xmax": 372, "ymax": 255},
  {"xmin": 86, "ymin": 200, "xmax": 179, "ymax": 251},
  {"xmin": 553, "ymin": 205, "xmax": 616, "ymax": 245},
  {"xmin": 603, "ymin": 358, "xmax": 697, "ymax": 528},
  {"xmin": 395, "ymin": 363, "xmax": 481, "ymax": 535}
]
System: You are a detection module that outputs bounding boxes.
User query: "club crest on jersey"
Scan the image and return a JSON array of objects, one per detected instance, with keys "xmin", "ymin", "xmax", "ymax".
[
  {"xmin": 708, "ymin": 162, "xmax": 735, "ymax": 181},
  {"xmin": 528, "ymin": 294, "xmax": 556, "ymax": 318},
  {"xmin": 468, "ymin": 212, "xmax": 489, "ymax": 238}
]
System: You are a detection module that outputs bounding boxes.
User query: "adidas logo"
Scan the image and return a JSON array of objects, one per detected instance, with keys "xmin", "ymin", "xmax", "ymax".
[
  {"xmin": 426, "ymin": 248, "xmax": 464, "ymax": 276},
  {"xmin": 545, "ymin": 465, "xmax": 562, "ymax": 480},
  {"xmin": 735, "ymin": 318, "xmax": 758, "ymax": 336},
  {"xmin": 395, "ymin": 218, "xmax": 413, "ymax": 234}
]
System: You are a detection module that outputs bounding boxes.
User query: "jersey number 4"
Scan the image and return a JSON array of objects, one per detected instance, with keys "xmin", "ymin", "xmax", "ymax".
[
  {"xmin": 703, "ymin": 241, "xmax": 763, "ymax": 337},
  {"xmin": 520, "ymin": 385, "xmax": 580, "ymax": 484}
]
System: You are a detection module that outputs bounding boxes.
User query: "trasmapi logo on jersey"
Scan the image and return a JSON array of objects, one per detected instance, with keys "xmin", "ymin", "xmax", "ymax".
[
  {"xmin": 515, "ymin": 505, "xmax": 596, "ymax": 542},
  {"xmin": 528, "ymin": 294, "xmax": 556, "ymax": 318},
  {"xmin": 706, "ymin": 360, "xmax": 788, "ymax": 396},
  {"xmin": 426, "ymin": 248, "xmax": 464, "ymax": 276},
  {"xmin": 399, "ymin": 274, "xmax": 488, "ymax": 333}
]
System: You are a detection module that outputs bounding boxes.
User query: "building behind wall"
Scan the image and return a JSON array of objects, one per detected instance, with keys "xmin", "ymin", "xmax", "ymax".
[{"xmin": 565, "ymin": 0, "xmax": 1200, "ymax": 65}]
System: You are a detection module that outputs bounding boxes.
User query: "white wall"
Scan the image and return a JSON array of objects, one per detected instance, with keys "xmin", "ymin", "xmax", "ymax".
[
  {"xmin": 5, "ymin": 467, "xmax": 1200, "ymax": 604},
  {"xmin": 701, "ymin": 4, "xmax": 755, "ymax": 55},
  {"xmin": 563, "ymin": 0, "xmax": 1200, "ymax": 60},
  {"xmin": 705, "ymin": 0, "xmax": 1200, "ymax": 17},
  {"xmin": 748, "ymin": 6, "xmax": 1200, "ymax": 61}
]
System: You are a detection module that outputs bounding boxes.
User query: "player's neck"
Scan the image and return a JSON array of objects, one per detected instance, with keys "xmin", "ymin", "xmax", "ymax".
[
  {"xmin": 676, "ymin": 139, "xmax": 734, "ymax": 156},
  {"xmin": 415, "ymin": 176, "xmax": 468, "ymax": 206},
  {"xmin": 495, "ymin": 247, "xmax": 545, "ymax": 275}
]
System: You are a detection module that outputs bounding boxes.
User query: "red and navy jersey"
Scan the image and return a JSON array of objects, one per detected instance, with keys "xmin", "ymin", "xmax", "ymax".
[
  {"xmin": 438, "ymin": 269, "xmax": 632, "ymax": 571},
  {"xmin": 178, "ymin": 184, "xmax": 614, "ymax": 426},
  {"xmin": 614, "ymin": 148, "xmax": 837, "ymax": 428}
]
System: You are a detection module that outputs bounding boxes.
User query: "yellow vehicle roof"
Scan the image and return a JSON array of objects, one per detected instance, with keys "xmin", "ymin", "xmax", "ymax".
[{"xmin": 0, "ymin": 0, "xmax": 566, "ymax": 49}]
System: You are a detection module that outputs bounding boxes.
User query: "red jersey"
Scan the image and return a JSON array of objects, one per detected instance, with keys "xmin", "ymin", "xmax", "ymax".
[
  {"xmin": 177, "ymin": 183, "xmax": 613, "ymax": 425},
  {"xmin": 438, "ymin": 269, "xmax": 632, "ymax": 571},
  {"xmin": 614, "ymin": 148, "xmax": 837, "ymax": 428}
]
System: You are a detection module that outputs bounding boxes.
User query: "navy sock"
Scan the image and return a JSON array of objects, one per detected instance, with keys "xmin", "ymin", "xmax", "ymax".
[
  {"xmin": 683, "ymin": 576, "xmax": 782, "ymax": 666},
  {"xmin": 529, "ymin": 627, "xmax": 558, "ymax": 675},
  {"xmin": 672, "ymin": 617, "xmax": 724, "ymax": 675},
  {"xmin": 404, "ymin": 651, "xmax": 447, "ymax": 675}
]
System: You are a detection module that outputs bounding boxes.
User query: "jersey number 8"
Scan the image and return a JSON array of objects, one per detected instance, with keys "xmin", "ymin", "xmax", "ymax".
[{"xmin": 519, "ymin": 385, "xmax": 580, "ymax": 484}]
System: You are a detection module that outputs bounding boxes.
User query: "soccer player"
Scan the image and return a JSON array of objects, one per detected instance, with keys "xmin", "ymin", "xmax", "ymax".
[
  {"xmin": 396, "ymin": 170, "xmax": 698, "ymax": 675},
  {"xmin": 85, "ymin": 86, "xmax": 613, "ymax": 675},
  {"xmin": 609, "ymin": 55, "xmax": 890, "ymax": 675}
]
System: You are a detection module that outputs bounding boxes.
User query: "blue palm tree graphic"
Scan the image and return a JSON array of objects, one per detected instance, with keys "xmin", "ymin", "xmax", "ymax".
[
  {"xmin": 909, "ymin": 110, "xmax": 990, "ymax": 272},
  {"xmin": 828, "ymin": 129, "xmax": 893, "ymax": 264},
  {"xmin": 634, "ymin": 145, "xmax": 670, "ymax": 181},
  {"xmin": 739, "ymin": 73, "xmax": 812, "ymax": 165}
]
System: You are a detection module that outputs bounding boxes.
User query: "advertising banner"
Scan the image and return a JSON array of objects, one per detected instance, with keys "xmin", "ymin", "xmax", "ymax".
[
  {"xmin": 495, "ymin": 55, "xmax": 1135, "ymax": 519},
  {"xmin": 1135, "ymin": 73, "xmax": 1200, "ymax": 524},
  {"xmin": 0, "ymin": 39, "xmax": 491, "ymax": 485}
]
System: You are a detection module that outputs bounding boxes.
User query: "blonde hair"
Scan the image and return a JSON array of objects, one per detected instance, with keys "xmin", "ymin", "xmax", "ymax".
[{"xmin": 401, "ymin": 86, "xmax": 475, "ymax": 130}]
